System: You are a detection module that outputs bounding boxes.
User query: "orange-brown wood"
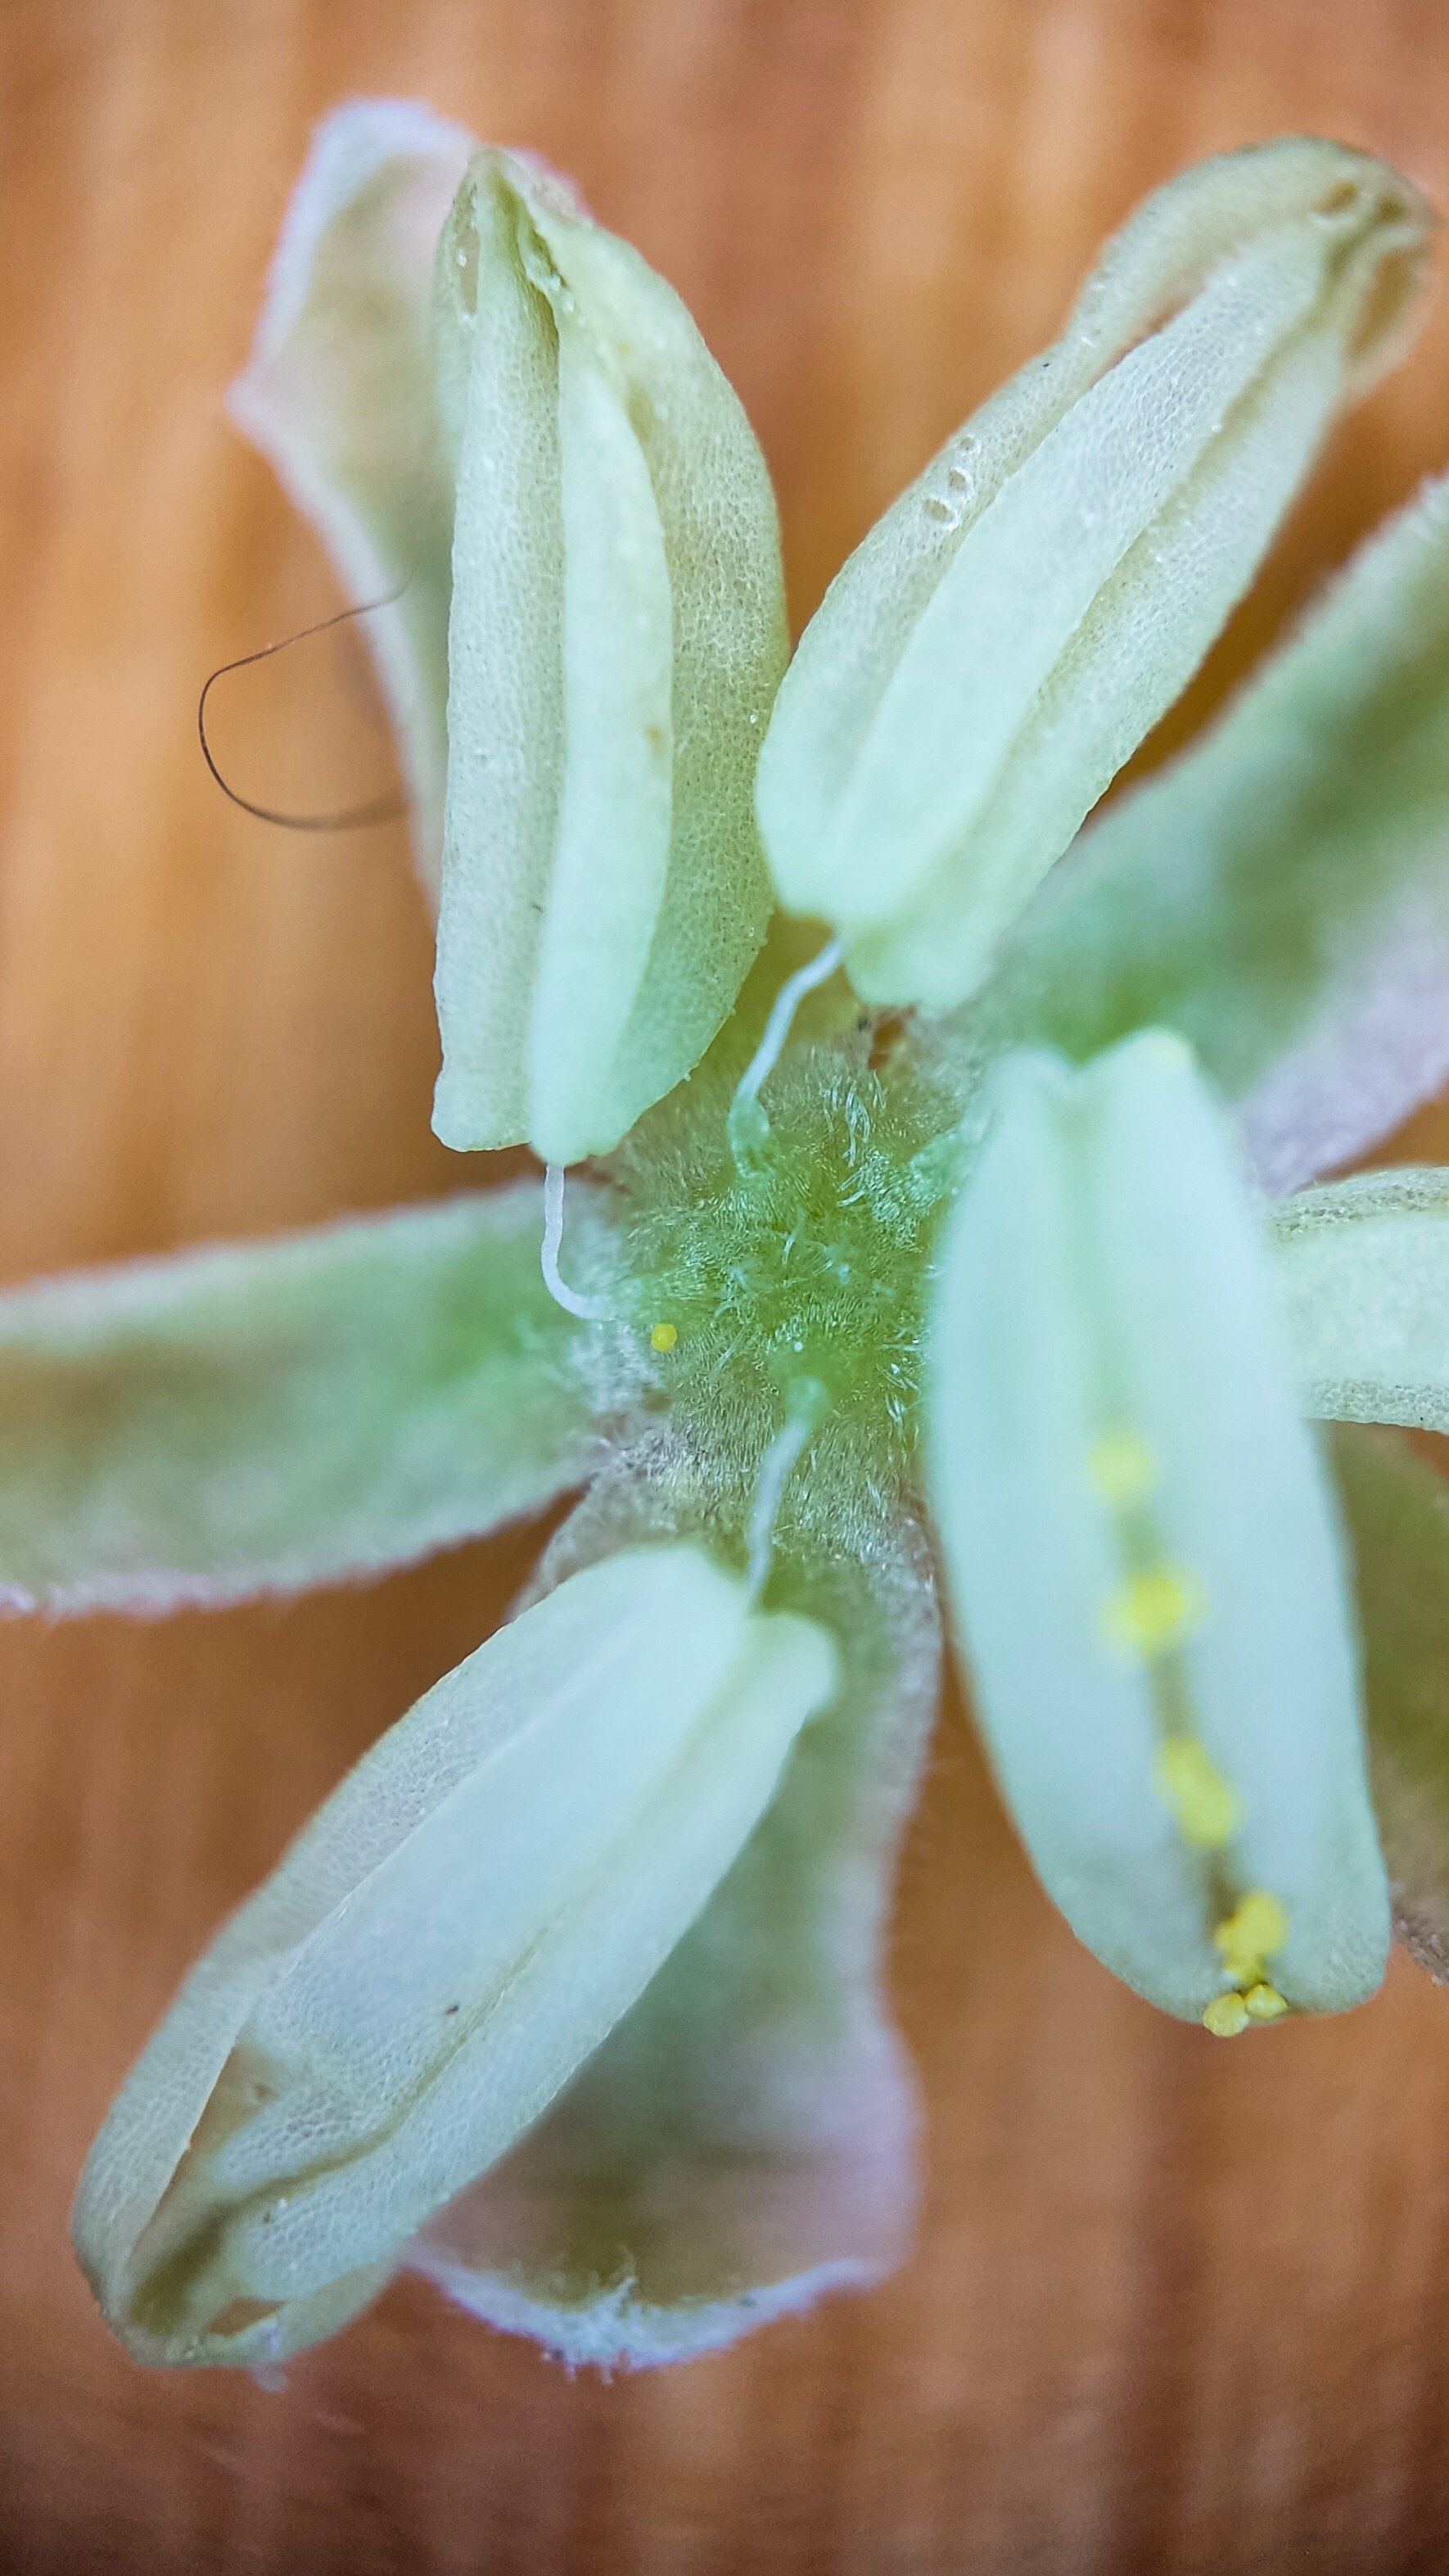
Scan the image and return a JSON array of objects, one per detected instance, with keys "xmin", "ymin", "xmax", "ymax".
[{"xmin": 7, "ymin": 3, "xmax": 1449, "ymax": 2567}]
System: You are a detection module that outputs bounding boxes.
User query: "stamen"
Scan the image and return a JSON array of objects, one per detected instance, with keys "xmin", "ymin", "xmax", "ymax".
[
  {"xmin": 540, "ymin": 1165, "xmax": 612, "ymax": 1322},
  {"xmin": 728, "ymin": 937, "xmax": 843, "ymax": 1172},
  {"xmin": 746, "ymin": 1377, "xmax": 828, "ymax": 1601},
  {"xmin": 1244, "ymin": 1982, "xmax": 1289, "ymax": 2022},
  {"xmin": 1203, "ymin": 1992, "xmax": 1251, "ymax": 2038},
  {"xmin": 650, "ymin": 1321, "xmax": 679, "ymax": 1353}
]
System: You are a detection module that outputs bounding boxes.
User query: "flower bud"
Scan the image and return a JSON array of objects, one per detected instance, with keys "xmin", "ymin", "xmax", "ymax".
[
  {"xmin": 756, "ymin": 141, "xmax": 1431, "ymax": 1014},
  {"xmin": 431, "ymin": 151, "xmax": 788, "ymax": 1166},
  {"xmin": 73, "ymin": 1545, "xmax": 837, "ymax": 2367},
  {"xmin": 925, "ymin": 1032, "xmax": 1388, "ymax": 2023}
]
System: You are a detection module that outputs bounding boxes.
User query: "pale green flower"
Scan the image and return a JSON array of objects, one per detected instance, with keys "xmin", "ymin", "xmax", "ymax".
[{"xmin": 10, "ymin": 100, "xmax": 1449, "ymax": 2372}]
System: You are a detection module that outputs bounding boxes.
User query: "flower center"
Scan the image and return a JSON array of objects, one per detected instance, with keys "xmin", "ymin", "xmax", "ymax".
[{"xmin": 601, "ymin": 995, "xmax": 968, "ymax": 1566}]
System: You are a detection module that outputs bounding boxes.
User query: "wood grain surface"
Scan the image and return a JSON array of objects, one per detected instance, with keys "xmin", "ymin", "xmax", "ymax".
[{"xmin": 7, "ymin": 4, "xmax": 1449, "ymax": 2569}]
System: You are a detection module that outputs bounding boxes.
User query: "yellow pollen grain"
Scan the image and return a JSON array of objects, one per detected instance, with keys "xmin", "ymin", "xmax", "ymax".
[
  {"xmin": 1086, "ymin": 1430, "xmax": 1158, "ymax": 1507},
  {"xmin": 1244, "ymin": 1982, "xmax": 1289, "ymax": 2022},
  {"xmin": 1099, "ymin": 1563, "xmax": 1208, "ymax": 1659},
  {"xmin": 1152, "ymin": 1735, "xmax": 1244, "ymax": 1848},
  {"xmin": 1203, "ymin": 1992, "xmax": 1251, "ymax": 2038},
  {"xmin": 650, "ymin": 1321, "xmax": 679, "ymax": 1353}
]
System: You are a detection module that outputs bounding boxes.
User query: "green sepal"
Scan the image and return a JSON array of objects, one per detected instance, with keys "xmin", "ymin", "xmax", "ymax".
[
  {"xmin": 1275, "ymin": 1168, "xmax": 1449, "ymax": 1429},
  {"xmin": 983, "ymin": 471, "xmax": 1449, "ymax": 1193},
  {"xmin": 0, "ymin": 1181, "xmax": 616, "ymax": 1611}
]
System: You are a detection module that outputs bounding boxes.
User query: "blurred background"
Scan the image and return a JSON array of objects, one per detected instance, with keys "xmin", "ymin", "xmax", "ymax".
[{"xmin": 7, "ymin": 2, "xmax": 1449, "ymax": 2569}]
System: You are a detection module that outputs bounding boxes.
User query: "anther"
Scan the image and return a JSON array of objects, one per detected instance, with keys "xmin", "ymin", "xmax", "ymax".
[
  {"xmin": 1203, "ymin": 1992, "xmax": 1250, "ymax": 2038},
  {"xmin": 1244, "ymin": 1983, "xmax": 1289, "ymax": 2022},
  {"xmin": 650, "ymin": 1321, "xmax": 678, "ymax": 1353}
]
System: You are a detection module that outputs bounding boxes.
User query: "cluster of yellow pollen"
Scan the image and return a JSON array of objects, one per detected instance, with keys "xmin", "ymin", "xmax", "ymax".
[
  {"xmin": 1203, "ymin": 1889, "xmax": 1292, "ymax": 2036},
  {"xmin": 1084, "ymin": 1425, "xmax": 1293, "ymax": 2042},
  {"xmin": 650, "ymin": 1320, "xmax": 679, "ymax": 1353}
]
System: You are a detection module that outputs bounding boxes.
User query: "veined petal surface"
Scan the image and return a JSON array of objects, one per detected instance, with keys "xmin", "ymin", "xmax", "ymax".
[
  {"xmin": 413, "ymin": 1466, "xmax": 940, "ymax": 2368},
  {"xmin": 431, "ymin": 149, "xmax": 788, "ymax": 1166},
  {"xmin": 984, "ymin": 471, "xmax": 1449, "ymax": 1194},
  {"xmin": 1275, "ymin": 1169, "xmax": 1449, "ymax": 1429},
  {"xmin": 229, "ymin": 98, "xmax": 475, "ymax": 902},
  {"xmin": 0, "ymin": 1182, "xmax": 612, "ymax": 1612},
  {"xmin": 926, "ymin": 1032, "xmax": 1388, "ymax": 2023},
  {"xmin": 757, "ymin": 141, "xmax": 1429, "ymax": 1014},
  {"xmin": 73, "ymin": 1544, "xmax": 840, "ymax": 2369}
]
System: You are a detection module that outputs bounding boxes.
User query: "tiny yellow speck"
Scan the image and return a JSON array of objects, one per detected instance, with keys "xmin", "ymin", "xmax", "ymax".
[
  {"xmin": 1203, "ymin": 1992, "xmax": 1250, "ymax": 2038},
  {"xmin": 1086, "ymin": 1430, "xmax": 1158, "ymax": 1507},
  {"xmin": 1152, "ymin": 1736, "xmax": 1244, "ymax": 1848},
  {"xmin": 1099, "ymin": 1563, "xmax": 1208, "ymax": 1658},
  {"xmin": 650, "ymin": 1321, "xmax": 679, "ymax": 1353},
  {"xmin": 1140, "ymin": 1029, "xmax": 1194, "ymax": 1073},
  {"xmin": 1244, "ymin": 1982, "xmax": 1289, "ymax": 2022}
]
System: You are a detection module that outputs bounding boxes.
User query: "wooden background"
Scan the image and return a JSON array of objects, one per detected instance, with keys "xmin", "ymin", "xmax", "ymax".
[{"xmin": 7, "ymin": 2, "xmax": 1449, "ymax": 2569}]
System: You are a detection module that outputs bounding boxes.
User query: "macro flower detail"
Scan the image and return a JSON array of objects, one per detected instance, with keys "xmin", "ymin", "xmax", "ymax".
[
  {"xmin": 74, "ymin": 1546, "xmax": 839, "ymax": 2368},
  {"xmin": 10, "ymin": 99, "xmax": 1449, "ymax": 2374},
  {"xmin": 927, "ymin": 1032, "xmax": 1387, "ymax": 2027},
  {"xmin": 755, "ymin": 139, "xmax": 1429, "ymax": 1012}
]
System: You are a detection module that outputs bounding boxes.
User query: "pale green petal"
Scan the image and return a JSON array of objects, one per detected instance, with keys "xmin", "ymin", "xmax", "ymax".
[
  {"xmin": 926, "ymin": 1032, "xmax": 1388, "ymax": 2023},
  {"xmin": 1275, "ymin": 1169, "xmax": 1449, "ymax": 1430},
  {"xmin": 228, "ymin": 98, "xmax": 475, "ymax": 902},
  {"xmin": 985, "ymin": 472, "xmax": 1449, "ymax": 1195},
  {"xmin": 431, "ymin": 150, "xmax": 787, "ymax": 1167},
  {"xmin": 756, "ymin": 141, "xmax": 1429, "ymax": 1011},
  {"xmin": 73, "ymin": 1544, "xmax": 840, "ymax": 2369},
  {"xmin": 411, "ymin": 1476, "xmax": 939, "ymax": 2368},
  {"xmin": 1331, "ymin": 1423, "xmax": 1449, "ymax": 1981},
  {"xmin": 0, "ymin": 1181, "xmax": 614, "ymax": 1612}
]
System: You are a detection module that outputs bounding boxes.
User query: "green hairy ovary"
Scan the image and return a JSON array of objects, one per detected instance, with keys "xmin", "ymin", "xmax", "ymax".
[{"xmin": 601, "ymin": 1025, "xmax": 965, "ymax": 1555}]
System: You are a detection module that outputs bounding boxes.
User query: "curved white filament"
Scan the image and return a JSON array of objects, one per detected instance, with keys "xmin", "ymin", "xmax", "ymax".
[
  {"xmin": 731, "ymin": 938, "xmax": 843, "ymax": 1129},
  {"xmin": 541, "ymin": 1165, "xmax": 612, "ymax": 1322}
]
